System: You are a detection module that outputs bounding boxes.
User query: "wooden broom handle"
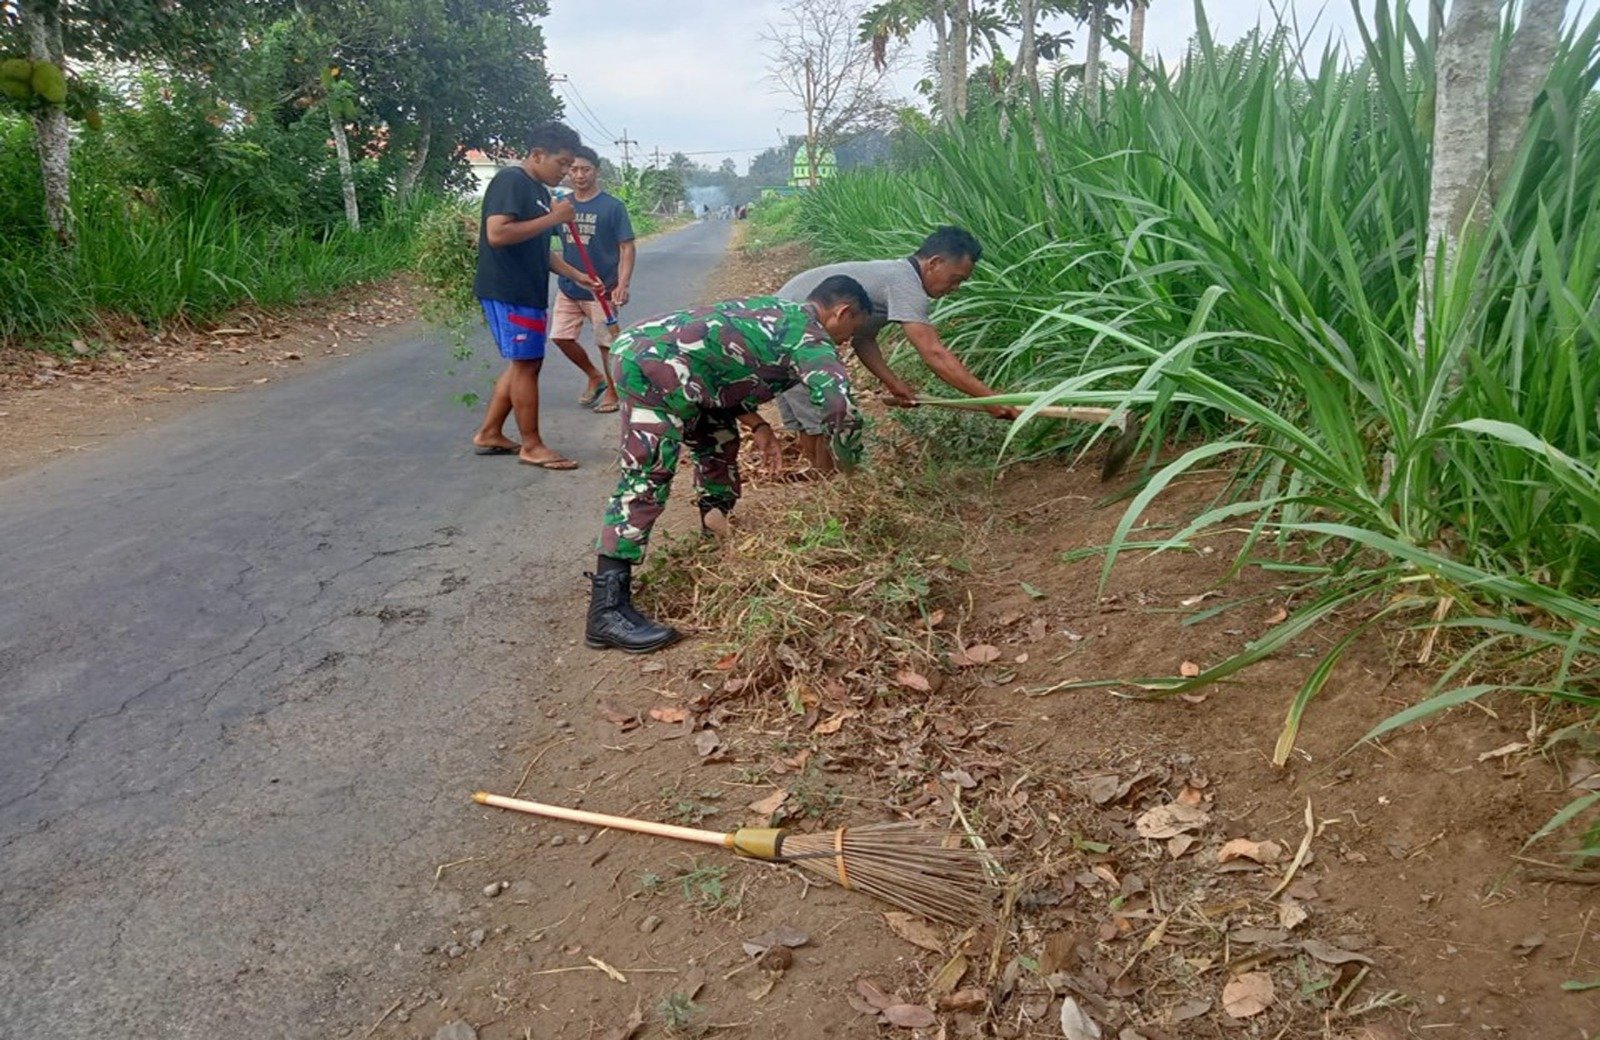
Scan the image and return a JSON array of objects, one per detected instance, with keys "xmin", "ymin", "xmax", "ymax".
[
  {"xmin": 474, "ymin": 791, "xmax": 731, "ymax": 848},
  {"xmin": 912, "ymin": 397, "xmax": 1116, "ymax": 424}
]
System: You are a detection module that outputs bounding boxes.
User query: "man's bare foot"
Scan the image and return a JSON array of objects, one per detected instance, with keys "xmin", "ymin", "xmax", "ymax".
[
  {"xmin": 473, "ymin": 433, "xmax": 521, "ymax": 454},
  {"xmin": 518, "ymin": 448, "xmax": 580, "ymax": 471},
  {"xmin": 701, "ymin": 508, "xmax": 733, "ymax": 540}
]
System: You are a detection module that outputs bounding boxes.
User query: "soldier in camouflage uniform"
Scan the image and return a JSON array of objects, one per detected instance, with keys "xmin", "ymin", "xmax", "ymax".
[{"xmin": 585, "ymin": 275, "xmax": 873, "ymax": 653}]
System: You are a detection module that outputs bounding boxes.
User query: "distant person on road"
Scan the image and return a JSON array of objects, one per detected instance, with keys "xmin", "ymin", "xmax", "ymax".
[
  {"xmin": 470, "ymin": 120, "xmax": 603, "ymax": 470},
  {"xmin": 774, "ymin": 226, "xmax": 1017, "ymax": 475},
  {"xmin": 551, "ymin": 145, "xmax": 636, "ymax": 415},
  {"xmin": 584, "ymin": 277, "xmax": 872, "ymax": 653}
]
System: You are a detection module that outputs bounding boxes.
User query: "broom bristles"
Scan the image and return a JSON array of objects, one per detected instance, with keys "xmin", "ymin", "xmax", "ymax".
[{"xmin": 779, "ymin": 823, "xmax": 996, "ymax": 925}]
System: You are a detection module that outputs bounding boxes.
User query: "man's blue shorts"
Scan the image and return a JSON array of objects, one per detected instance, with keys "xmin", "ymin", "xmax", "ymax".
[{"xmin": 480, "ymin": 299, "xmax": 548, "ymax": 361}]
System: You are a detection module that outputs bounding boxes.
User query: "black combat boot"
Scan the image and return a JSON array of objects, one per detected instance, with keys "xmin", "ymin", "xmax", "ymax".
[{"xmin": 584, "ymin": 557, "xmax": 680, "ymax": 653}]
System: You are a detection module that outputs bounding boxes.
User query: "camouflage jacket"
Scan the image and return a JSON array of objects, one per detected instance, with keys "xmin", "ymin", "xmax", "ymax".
[{"xmin": 611, "ymin": 296, "xmax": 863, "ymax": 464}]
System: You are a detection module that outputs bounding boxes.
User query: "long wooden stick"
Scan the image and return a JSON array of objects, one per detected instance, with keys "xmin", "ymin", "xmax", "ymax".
[
  {"xmin": 473, "ymin": 791, "xmax": 730, "ymax": 848},
  {"xmin": 913, "ymin": 397, "xmax": 1117, "ymax": 424}
]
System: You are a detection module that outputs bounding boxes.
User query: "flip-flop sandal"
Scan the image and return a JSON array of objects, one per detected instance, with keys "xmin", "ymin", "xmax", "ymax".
[
  {"xmin": 473, "ymin": 444, "xmax": 519, "ymax": 455},
  {"xmin": 592, "ymin": 400, "xmax": 620, "ymax": 414},
  {"xmin": 519, "ymin": 455, "xmax": 580, "ymax": 471},
  {"xmin": 577, "ymin": 386, "xmax": 604, "ymax": 408}
]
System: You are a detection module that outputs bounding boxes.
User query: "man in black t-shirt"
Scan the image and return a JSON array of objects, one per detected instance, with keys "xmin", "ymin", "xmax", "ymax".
[{"xmin": 471, "ymin": 121, "xmax": 602, "ymax": 470}]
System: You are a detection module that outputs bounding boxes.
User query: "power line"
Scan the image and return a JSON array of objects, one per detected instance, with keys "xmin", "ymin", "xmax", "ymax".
[
  {"xmin": 553, "ymin": 84, "xmax": 614, "ymax": 145},
  {"xmin": 557, "ymin": 76, "xmax": 619, "ymax": 142}
]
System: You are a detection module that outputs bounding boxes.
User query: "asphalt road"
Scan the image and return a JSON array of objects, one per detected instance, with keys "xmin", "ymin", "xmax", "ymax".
[{"xmin": 0, "ymin": 218, "xmax": 735, "ymax": 1038}]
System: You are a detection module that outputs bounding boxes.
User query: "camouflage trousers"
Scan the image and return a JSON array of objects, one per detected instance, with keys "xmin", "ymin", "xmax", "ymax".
[{"xmin": 598, "ymin": 396, "xmax": 742, "ymax": 562}]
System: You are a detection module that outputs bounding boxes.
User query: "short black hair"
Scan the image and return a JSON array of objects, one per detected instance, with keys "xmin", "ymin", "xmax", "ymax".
[
  {"xmin": 528, "ymin": 121, "xmax": 581, "ymax": 156},
  {"xmin": 573, "ymin": 144, "xmax": 601, "ymax": 166},
  {"xmin": 915, "ymin": 225, "xmax": 983, "ymax": 265},
  {"xmin": 807, "ymin": 274, "xmax": 871, "ymax": 314}
]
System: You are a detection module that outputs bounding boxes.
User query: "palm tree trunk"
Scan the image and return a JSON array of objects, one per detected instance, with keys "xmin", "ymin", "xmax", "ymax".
[
  {"xmin": 1007, "ymin": 0, "xmax": 1039, "ymax": 98},
  {"xmin": 1487, "ymin": 0, "xmax": 1566, "ymax": 196},
  {"xmin": 1128, "ymin": 0, "xmax": 1147, "ymax": 83},
  {"xmin": 1083, "ymin": 0, "xmax": 1105, "ymax": 121},
  {"xmin": 951, "ymin": 0, "xmax": 971, "ymax": 119}
]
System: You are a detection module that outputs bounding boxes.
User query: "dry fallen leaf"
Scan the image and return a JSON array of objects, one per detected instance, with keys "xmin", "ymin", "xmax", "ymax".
[
  {"xmin": 937, "ymin": 987, "xmax": 987, "ymax": 1013},
  {"xmin": 1166, "ymin": 998, "xmax": 1211, "ymax": 1023},
  {"xmin": 746, "ymin": 970, "xmax": 779, "ymax": 1000},
  {"xmin": 941, "ymin": 768, "xmax": 978, "ymax": 790},
  {"xmin": 883, "ymin": 1004, "xmax": 937, "ymax": 1029},
  {"xmin": 1301, "ymin": 939, "xmax": 1375, "ymax": 966},
  {"xmin": 1040, "ymin": 931, "xmax": 1080, "ymax": 975},
  {"xmin": 1135, "ymin": 803, "xmax": 1211, "ymax": 840},
  {"xmin": 1266, "ymin": 606, "xmax": 1290, "ymax": 624},
  {"xmin": 597, "ymin": 701, "xmax": 640, "ymax": 731},
  {"xmin": 693, "ymin": 729, "xmax": 722, "ymax": 758},
  {"xmin": 951, "ymin": 642, "xmax": 1001, "ymax": 667},
  {"xmin": 649, "ymin": 705, "xmax": 690, "ymax": 724},
  {"xmin": 748, "ymin": 790, "xmax": 787, "ymax": 818},
  {"xmin": 741, "ymin": 925, "xmax": 810, "ymax": 957},
  {"xmin": 927, "ymin": 953, "xmax": 969, "ymax": 997},
  {"xmin": 1222, "ymin": 971, "xmax": 1274, "ymax": 1018},
  {"xmin": 883, "ymin": 911, "xmax": 945, "ymax": 953},
  {"xmin": 1059, "ymin": 995, "xmax": 1103, "ymax": 1039},
  {"xmin": 855, "ymin": 978, "xmax": 896, "ymax": 1011},
  {"xmin": 1179, "ymin": 660, "xmax": 1202, "ymax": 678},
  {"xmin": 813, "ymin": 710, "xmax": 857, "ymax": 735},
  {"xmin": 1278, "ymin": 901, "xmax": 1309, "ymax": 930},
  {"xmin": 1166, "ymin": 834, "xmax": 1197, "ymax": 859},
  {"xmin": 1218, "ymin": 838, "xmax": 1285, "ymax": 865},
  {"xmin": 896, "ymin": 669, "xmax": 933, "ymax": 693}
]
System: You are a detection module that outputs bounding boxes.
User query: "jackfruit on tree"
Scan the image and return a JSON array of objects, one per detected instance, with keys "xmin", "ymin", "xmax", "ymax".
[{"xmin": 30, "ymin": 60, "xmax": 67, "ymax": 105}]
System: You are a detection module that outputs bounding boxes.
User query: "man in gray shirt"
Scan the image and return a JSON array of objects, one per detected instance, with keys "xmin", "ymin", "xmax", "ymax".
[{"xmin": 774, "ymin": 226, "xmax": 1015, "ymax": 473}]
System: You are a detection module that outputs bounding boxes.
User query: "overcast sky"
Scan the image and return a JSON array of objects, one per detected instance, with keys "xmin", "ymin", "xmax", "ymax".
[{"xmin": 534, "ymin": 0, "xmax": 1521, "ymax": 173}]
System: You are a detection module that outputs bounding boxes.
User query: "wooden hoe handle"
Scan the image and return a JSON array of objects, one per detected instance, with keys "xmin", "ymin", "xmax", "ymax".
[
  {"xmin": 473, "ymin": 791, "xmax": 730, "ymax": 848},
  {"xmin": 912, "ymin": 397, "xmax": 1117, "ymax": 424}
]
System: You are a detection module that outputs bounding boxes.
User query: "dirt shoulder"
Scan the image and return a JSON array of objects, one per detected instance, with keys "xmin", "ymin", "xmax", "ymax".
[
  {"xmin": 0, "ymin": 277, "xmax": 420, "ymax": 480},
  {"xmin": 355, "ymin": 231, "xmax": 1599, "ymax": 1040}
]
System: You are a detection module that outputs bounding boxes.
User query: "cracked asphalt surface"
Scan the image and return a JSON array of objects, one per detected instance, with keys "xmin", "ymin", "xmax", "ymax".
[{"xmin": 0, "ymin": 219, "xmax": 733, "ymax": 1038}]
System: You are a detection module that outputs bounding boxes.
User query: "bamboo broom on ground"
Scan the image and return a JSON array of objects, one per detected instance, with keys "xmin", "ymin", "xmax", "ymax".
[{"xmin": 473, "ymin": 792, "xmax": 996, "ymax": 925}]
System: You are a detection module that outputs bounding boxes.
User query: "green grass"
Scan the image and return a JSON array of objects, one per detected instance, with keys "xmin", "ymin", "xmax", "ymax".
[
  {"xmin": 744, "ymin": 194, "xmax": 804, "ymax": 249},
  {"xmin": 799, "ymin": 0, "xmax": 1600, "ymax": 819},
  {"xmin": 2, "ymin": 187, "xmax": 442, "ymax": 344}
]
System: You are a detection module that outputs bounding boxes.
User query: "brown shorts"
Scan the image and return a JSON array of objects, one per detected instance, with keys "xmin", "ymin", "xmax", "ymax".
[{"xmin": 551, "ymin": 292, "xmax": 617, "ymax": 346}]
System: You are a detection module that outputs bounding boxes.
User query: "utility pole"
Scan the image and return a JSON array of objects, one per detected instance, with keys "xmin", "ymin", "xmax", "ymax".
[{"xmin": 614, "ymin": 128, "xmax": 638, "ymax": 170}]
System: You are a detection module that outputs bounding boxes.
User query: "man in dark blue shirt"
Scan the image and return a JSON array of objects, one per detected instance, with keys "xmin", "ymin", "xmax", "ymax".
[
  {"xmin": 550, "ymin": 146, "xmax": 636, "ymax": 414},
  {"xmin": 471, "ymin": 121, "xmax": 602, "ymax": 470}
]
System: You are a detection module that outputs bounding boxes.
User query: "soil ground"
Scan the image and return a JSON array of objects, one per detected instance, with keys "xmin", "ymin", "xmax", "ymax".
[
  {"xmin": 350, "ymin": 231, "xmax": 1599, "ymax": 1040},
  {"xmin": 8, "ymin": 229, "xmax": 1594, "ymax": 1040}
]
